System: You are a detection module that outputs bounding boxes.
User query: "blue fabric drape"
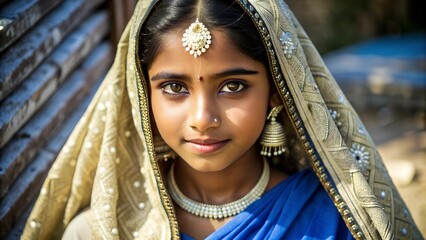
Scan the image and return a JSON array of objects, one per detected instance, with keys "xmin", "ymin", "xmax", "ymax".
[{"xmin": 181, "ymin": 169, "xmax": 354, "ymax": 240}]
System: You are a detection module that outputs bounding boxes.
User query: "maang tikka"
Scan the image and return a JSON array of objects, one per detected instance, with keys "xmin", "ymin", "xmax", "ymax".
[
  {"xmin": 182, "ymin": 18, "xmax": 211, "ymax": 58},
  {"xmin": 260, "ymin": 105, "xmax": 288, "ymax": 157}
]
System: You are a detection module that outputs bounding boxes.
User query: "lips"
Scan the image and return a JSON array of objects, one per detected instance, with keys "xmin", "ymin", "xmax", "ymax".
[{"xmin": 184, "ymin": 138, "xmax": 229, "ymax": 154}]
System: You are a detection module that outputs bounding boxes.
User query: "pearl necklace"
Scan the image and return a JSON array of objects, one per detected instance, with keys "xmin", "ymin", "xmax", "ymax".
[{"xmin": 167, "ymin": 158, "xmax": 270, "ymax": 219}]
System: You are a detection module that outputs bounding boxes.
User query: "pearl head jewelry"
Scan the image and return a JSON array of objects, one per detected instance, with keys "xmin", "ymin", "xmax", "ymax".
[{"xmin": 182, "ymin": 18, "xmax": 212, "ymax": 58}]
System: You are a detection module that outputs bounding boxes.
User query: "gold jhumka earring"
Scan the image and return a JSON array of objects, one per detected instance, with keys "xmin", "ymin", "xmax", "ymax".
[
  {"xmin": 260, "ymin": 105, "xmax": 288, "ymax": 157},
  {"xmin": 154, "ymin": 136, "xmax": 177, "ymax": 162}
]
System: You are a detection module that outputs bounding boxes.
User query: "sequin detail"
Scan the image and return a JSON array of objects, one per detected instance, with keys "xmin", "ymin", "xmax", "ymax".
[
  {"xmin": 280, "ymin": 32, "xmax": 295, "ymax": 58},
  {"xmin": 401, "ymin": 227, "xmax": 407, "ymax": 236},
  {"xmin": 329, "ymin": 109, "xmax": 342, "ymax": 128}
]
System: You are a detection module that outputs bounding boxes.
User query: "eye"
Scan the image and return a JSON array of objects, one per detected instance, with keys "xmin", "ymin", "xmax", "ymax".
[
  {"xmin": 161, "ymin": 82, "xmax": 189, "ymax": 95},
  {"xmin": 220, "ymin": 81, "xmax": 246, "ymax": 93}
]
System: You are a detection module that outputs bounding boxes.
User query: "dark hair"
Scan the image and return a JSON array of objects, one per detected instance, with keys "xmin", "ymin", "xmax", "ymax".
[{"xmin": 138, "ymin": 0, "xmax": 268, "ymax": 69}]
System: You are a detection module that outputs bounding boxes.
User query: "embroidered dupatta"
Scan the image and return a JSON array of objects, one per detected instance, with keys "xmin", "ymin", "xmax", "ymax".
[{"xmin": 22, "ymin": 0, "xmax": 421, "ymax": 239}]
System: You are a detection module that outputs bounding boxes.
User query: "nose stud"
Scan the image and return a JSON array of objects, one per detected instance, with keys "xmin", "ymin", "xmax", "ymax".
[
  {"xmin": 213, "ymin": 118, "xmax": 220, "ymax": 127},
  {"xmin": 190, "ymin": 116, "xmax": 220, "ymax": 132}
]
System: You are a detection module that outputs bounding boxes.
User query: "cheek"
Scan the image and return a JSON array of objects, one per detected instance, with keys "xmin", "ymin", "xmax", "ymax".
[
  {"xmin": 151, "ymin": 93, "xmax": 172, "ymax": 136},
  {"xmin": 151, "ymin": 93, "xmax": 186, "ymax": 139},
  {"xmin": 224, "ymin": 93, "xmax": 269, "ymax": 140},
  {"xmin": 232, "ymin": 102, "xmax": 267, "ymax": 126},
  {"xmin": 151, "ymin": 93, "xmax": 161, "ymax": 124}
]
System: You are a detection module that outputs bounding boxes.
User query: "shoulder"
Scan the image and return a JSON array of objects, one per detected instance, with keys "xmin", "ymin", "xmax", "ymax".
[
  {"xmin": 269, "ymin": 168, "xmax": 336, "ymax": 217},
  {"xmin": 272, "ymin": 167, "xmax": 320, "ymax": 193},
  {"xmin": 266, "ymin": 167, "xmax": 288, "ymax": 191},
  {"xmin": 62, "ymin": 209, "xmax": 93, "ymax": 240}
]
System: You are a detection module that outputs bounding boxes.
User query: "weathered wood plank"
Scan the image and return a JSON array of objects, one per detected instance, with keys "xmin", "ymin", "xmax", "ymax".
[
  {"xmin": 0, "ymin": 42, "xmax": 113, "ymax": 202},
  {"xmin": 0, "ymin": 64, "xmax": 59, "ymax": 149},
  {"xmin": 0, "ymin": 150, "xmax": 55, "ymax": 237},
  {"xmin": 108, "ymin": 0, "xmax": 136, "ymax": 46},
  {"xmin": 2, "ymin": 74, "xmax": 100, "ymax": 238},
  {"xmin": 2, "ymin": 195, "xmax": 36, "ymax": 240},
  {"xmin": 0, "ymin": 42, "xmax": 112, "ymax": 236},
  {"xmin": 0, "ymin": 0, "xmax": 62, "ymax": 53},
  {"xmin": 0, "ymin": 0, "xmax": 106, "ymax": 101},
  {"xmin": 45, "ymin": 43, "xmax": 113, "ymax": 154},
  {"xmin": 0, "ymin": 72, "xmax": 105, "ymax": 239},
  {"xmin": 0, "ymin": 11, "xmax": 110, "ymax": 148},
  {"xmin": 47, "ymin": 12, "xmax": 110, "ymax": 83},
  {"xmin": 1, "ymin": 67, "xmax": 102, "ymax": 237}
]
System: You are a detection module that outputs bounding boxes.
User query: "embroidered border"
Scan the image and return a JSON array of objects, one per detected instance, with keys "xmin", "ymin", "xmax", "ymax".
[
  {"xmin": 134, "ymin": 2, "xmax": 180, "ymax": 239},
  {"xmin": 236, "ymin": 1, "xmax": 365, "ymax": 239}
]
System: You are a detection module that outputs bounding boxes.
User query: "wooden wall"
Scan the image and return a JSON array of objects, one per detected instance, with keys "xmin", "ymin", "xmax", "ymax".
[{"xmin": 0, "ymin": 0, "xmax": 136, "ymax": 238}]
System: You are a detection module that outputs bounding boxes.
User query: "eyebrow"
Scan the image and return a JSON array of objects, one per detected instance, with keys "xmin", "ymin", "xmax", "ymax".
[
  {"xmin": 150, "ymin": 72, "xmax": 190, "ymax": 81},
  {"xmin": 214, "ymin": 68, "xmax": 259, "ymax": 79},
  {"xmin": 150, "ymin": 68, "xmax": 259, "ymax": 81}
]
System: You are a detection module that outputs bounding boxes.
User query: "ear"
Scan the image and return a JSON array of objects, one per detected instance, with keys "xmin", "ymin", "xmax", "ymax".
[{"xmin": 269, "ymin": 91, "xmax": 282, "ymax": 108}]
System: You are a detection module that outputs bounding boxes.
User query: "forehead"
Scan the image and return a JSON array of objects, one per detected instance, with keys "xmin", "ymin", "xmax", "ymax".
[{"xmin": 148, "ymin": 30, "xmax": 265, "ymax": 75}]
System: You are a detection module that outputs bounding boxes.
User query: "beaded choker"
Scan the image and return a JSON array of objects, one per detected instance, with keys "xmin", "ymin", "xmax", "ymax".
[{"xmin": 167, "ymin": 159, "xmax": 270, "ymax": 219}]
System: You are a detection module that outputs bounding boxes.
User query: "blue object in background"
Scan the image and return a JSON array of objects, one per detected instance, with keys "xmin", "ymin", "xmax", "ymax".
[{"xmin": 324, "ymin": 33, "xmax": 425, "ymax": 111}]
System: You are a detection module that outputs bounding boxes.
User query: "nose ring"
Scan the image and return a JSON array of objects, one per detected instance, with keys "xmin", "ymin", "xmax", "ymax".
[{"xmin": 213, "ymin": 118, "xmax": 220, "ymax": 127}]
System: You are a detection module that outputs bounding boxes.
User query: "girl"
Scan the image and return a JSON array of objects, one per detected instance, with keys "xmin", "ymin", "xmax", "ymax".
[{"xmin": 22, "ymin": 0, "xmax": 421, "ymax": 239}]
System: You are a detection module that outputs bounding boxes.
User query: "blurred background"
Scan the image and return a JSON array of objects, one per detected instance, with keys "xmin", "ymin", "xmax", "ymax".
[
  {"xmin": 0, "ymin": 0, "xmax": 424, "ymax": 238},
  {"xmin": 288, "ymin": 0, "xmax": 424, "ymax": 54},
  {"xmin": 287, "ymin": 0, "xmax": 426, "ymax": 236}
]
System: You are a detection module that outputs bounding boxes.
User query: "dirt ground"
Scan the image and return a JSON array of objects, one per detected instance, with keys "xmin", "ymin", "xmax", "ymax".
[{"xmin": 361, "ymin": 110, "xmax": 426, "ymax": 236}]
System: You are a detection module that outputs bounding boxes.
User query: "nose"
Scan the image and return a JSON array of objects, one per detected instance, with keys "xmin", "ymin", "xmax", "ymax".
[{"xmin": 188, "ymin": 93, "xmax": 220, "ymax": 132}]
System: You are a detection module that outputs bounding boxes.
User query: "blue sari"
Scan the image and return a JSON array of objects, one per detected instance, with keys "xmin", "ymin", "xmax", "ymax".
[{"xmin": 181, "ymin": 169, "xmax": 354, "ymax": 240}]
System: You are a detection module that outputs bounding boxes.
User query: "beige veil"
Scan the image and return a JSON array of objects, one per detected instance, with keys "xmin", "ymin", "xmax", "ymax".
[{"xmin": 22, "ymin": 0, "xmax": 421, "ymax": 239}]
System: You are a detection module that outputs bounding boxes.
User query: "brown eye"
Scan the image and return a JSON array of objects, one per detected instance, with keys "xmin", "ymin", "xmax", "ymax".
[
  {"xmin": 226, "ymin": 82, "xmax": 240, "ymax": 91},
  {"xmin": 162, "ymin": 82, "xmax": 188, "ymax": 95},
  {"xmin": 170, "ymin": 83, "xmax": 182, "ymax": 92},
  {"xmin": 221, "ymin": 81, "xmax": 245, "ymax": 93}
]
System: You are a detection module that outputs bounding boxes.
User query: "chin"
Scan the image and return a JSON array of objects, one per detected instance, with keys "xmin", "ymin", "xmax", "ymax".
[{"xmin": 183, "ymin": 159, "xmax": 232, "ymax": 173}]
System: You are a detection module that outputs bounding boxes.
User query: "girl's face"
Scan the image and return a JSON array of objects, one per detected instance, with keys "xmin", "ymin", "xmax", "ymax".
[{"xmin": 148, "ymin": 30, "xmax": 271, "ymax": 172}]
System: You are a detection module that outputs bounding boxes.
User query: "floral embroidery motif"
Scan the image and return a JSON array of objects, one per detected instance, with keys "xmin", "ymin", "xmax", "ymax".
[
  {"xmin": 280, "ymin": 31, "xmax": 295, "ymax": 58},
  {"xmin": 350, "ymin": 143, "xmax": 370, "ymax": 173}
]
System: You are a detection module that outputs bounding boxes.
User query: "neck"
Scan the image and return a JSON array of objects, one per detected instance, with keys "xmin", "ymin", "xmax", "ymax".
[{"xmin": 173, "ymin": 147, "xmax": 263, "ymax": 205}]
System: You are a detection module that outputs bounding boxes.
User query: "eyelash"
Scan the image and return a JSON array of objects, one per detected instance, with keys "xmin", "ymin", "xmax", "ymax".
[
  {"xmin": 160, "ymin": 82, "xmax": 189, "ymax": 96},
  {"xmin": 219, "ymin": 80, "xmax": 248, "ymax": 94},
  {"xmin": 159, "ymin": 80, "xmax": 248, "ymax": 97}
]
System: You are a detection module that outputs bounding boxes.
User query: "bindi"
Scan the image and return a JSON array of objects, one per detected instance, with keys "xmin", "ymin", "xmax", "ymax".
[{"xmin": 197, "ymin": 75, "xmax": 203, "ymax": 81}]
